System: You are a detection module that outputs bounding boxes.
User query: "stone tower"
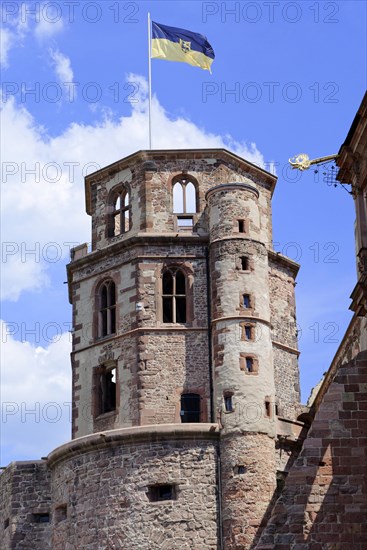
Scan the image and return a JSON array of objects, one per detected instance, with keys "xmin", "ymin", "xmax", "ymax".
[
  {"xmin": 61, "ymin": 149, "xmax": 302, "ymax": 549},
  {"xmin": 0, "ymin": 149, "xmax": 303, "ymax": 550}
]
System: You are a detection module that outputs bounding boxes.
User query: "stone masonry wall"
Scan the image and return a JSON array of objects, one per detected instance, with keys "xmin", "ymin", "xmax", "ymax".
[
  {"xmin": 268, "ymin": 257, "xmax": 300, "ymax": 421},
  {"xmin": 49, "ymin": 427, "xmax": 219, "ymax": 550},
  {"xmin": 0, "ymin": 461, "xmax": 51, "ymax": 550},
  {"xmin": 220, "ymin": 432, "xmax": 277, "ymax": 549},
  {"xmin": 256, "ymin": 352, "xmax": 367, "ymax": 549}
]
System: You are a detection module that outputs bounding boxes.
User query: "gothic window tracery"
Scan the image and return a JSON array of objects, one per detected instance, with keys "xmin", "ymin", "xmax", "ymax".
[
  {"xmin": 162, "ymin": 268, "xmax": 187, "ymax": 323},
  {"xmin": 108, "ymin": 187, "xmax": 131, "ymax": 237}
]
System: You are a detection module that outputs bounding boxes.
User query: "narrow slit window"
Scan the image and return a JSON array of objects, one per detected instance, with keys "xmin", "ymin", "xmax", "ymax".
[
  {"xmin": 265, "ymin": 400, "xmax": 271, "ymax": 417},
  {"xmin": 244, "ymin": 325, "xmax": 252, "ymax": 340},
  {"xmin": 224, "ymin": 394, "xmax": 234, "ymax": 412},
  {"xmin": 241, "ymin": 257, "xmax": 249, "ymax": 270},
  {"xmin": 238, "ymin": 220, "xmax": 245, "ymax": 233},
  {"xmin": 246, "ymin": 357, "xmax": 253, "ymax": 372},
  {"xmin": 99, "ymin": 280, "xmax": 116, "ymax": 337},
  {"xmin": 242, "ymin": 294, "xmax": 251, "ymax": 308}
]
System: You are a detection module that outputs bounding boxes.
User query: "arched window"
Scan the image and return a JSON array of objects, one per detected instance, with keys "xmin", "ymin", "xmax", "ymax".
[
  {"xmin": 108, "ymin": 188, "xmax": 131, "ymax": 237},
  {"xmin": 99, "ymin": 280, "xmax": 116, "ymax": 337},
  {"xmin": 162, "ymin": 268, "xmax": 187, "ymax": 323},
  {"xmin": 172, "ymin": 176, "xmax": 197, "ymax": 213},
  {"xmin": 180, "ymin": 393, "xmax": 201, "ymax": 422}
]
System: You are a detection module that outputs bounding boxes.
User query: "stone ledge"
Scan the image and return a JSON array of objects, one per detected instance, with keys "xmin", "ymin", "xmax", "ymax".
[{"xmin": 47, "ymin": 423, "xmax": 220, "ymax": 468}]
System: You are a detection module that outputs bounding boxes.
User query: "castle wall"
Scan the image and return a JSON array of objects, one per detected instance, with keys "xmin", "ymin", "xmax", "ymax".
[
  {"xmin": 0, "ymin": 461, "xmax": 51, "ymax": 550},
  {"xmin": 256, "ymin": 352, "xmax": 367, "ymax": 549},
  {"xmin": 48, "ymin": 425, "xmax": 219, "ymax": 550}
]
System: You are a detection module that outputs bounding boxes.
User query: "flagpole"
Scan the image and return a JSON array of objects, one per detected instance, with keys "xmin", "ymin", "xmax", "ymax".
[{"xmin": 148, "ymin": 12, "xmax": 152, "ymax": 149}]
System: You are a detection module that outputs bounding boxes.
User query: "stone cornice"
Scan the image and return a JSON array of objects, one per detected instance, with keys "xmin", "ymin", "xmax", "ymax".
[{"xmin": 47, "ymin": 424, "xmax": 220, "ymax": 468}]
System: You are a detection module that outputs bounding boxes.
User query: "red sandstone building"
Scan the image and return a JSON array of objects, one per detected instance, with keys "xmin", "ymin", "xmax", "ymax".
[{"xmin": 1, "ymin": 94, "xmax": 366, "ymax": 549}]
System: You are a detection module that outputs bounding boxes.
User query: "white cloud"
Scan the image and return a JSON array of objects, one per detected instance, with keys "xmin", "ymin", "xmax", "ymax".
[
  {"xmin": 0, "ymin": 321, "xmax": 72, "ymax": 463},
  {"xmin": 1, "ymin": 74, "xmax": 266, "ymax": 301},
  {"xmin": 0, "ymin": 28, "xmax": 15, "ymax": 68},
  {"xmin": 34, "ymin": 10, "xmax": 63, "ymax": 41},
  {"xmin": 49, "ymin": 48, "xmax": 74, "ymax": 83}
]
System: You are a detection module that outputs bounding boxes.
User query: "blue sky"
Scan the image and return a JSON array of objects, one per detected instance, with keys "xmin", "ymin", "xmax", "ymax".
[{"xmin": 1, "ymin": 0, "xmax": 366, "ymax": 466}]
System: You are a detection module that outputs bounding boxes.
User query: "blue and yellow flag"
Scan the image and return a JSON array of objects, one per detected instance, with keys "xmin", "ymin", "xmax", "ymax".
[{"xmin": 151, "ymin": 21, "xmax": 215, "ymax": 73}]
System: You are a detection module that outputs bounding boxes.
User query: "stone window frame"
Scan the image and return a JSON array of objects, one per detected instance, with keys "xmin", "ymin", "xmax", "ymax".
[
  {"xmin": 156, "ymin": 263, "xmax": 194, "ymax": 325},
  {"xmin": 92, "ymin": 361, "xmax": 119, "ymax": 419},
  {"xmin": 94, "ymin": 278, "xmax": 117, "ymax": 339},
  {"xmin": 238, "ymin": 291, "xmax": 255, "ymax": 313},
  {"xmin": 223, "ymin": 390, "xmax": 235, "ymax": 413},
  {"xmin": 264, "ymin": 397, "xmax": 272, "ymax": 418},
  {"xmin": 174, "ymin": 387, "xmax": 207, "ymax": 423},
  {"xmin": 239, "ymin": 353, "xmax": 259, "ymax": 375},
  {"xmin": 240, "ymin": 321, "xmax": 256, "ymax": 341},
  {"xmin": 92, "ymin": 277, "xmax": 119, "ymax": 341},
  {"xmin": 169, "ymin": 172, "xmax": 200, "ymax": 232},
  {"xmin": 106, "ymin": 183, "xmax": 132, "ymax": 238},
  {"xmin": 236, "ymin": 255, "xmax": 254, "ymax": 273},
  {"xmin": 234, "ymin": 218, "xmax": 249, "ymax": 234}
]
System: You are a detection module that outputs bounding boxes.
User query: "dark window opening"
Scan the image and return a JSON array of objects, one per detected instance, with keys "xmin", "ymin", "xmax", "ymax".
[
  {"xmin": 180, "ymin": 393, "xmax": 201, "ymax": 423},
  {"xmin": 162, "ymin": 269, "xmax": 187, "ymax": 323},
  {"xmin": 238, "ymin": 220, "xmax": 245, "ymax": 233},
  {"xmin": 265, "ymin": 400, "xmax": 271, "ymax": 417},
  {"xmin": 244, "ymin": 325, "xmax": 252, "ymax": 340},
  {"xmin": 148, "ymin": 484, "xmax": 176, "ymax": 502},
  {"xmin": 99, "ymin": 280, "xmax": 116, "ymax": 337},
  {"xmin": 245, "ymin": 357, "xmax": 253, "ymax": 373},
  {"xmin": 224, "ymin": 394, "xmax": 234, "ymax": 412},
  {"xmin": 108, "ymin": 189, "xmax": 131, "ymax": 237},
  {"xmin": 54, "ymin": 505, "xmax": 67, "ymax": 523},
  {"xmin": 32, "ymin": 513, "xmax": 50, "ymax": 524},
  {"xmin": 4, "ymin": 519, "xmax": 9, "ymax": 529},
  {"xmin": 242, "ymin": 294, "xmax": 251, "ymax": 308},
  {"xmin": 275, "ymin": 404, "xmax": 279, "ymax": 416},
  {"xmin": 97, "ymin": 367, "xmax": 117, "ymax": 415},
  {"xmin": 237, "ymin": 465, "xmax": 246, "ymax": 475},
  {"xmin": 241, "ymin": 257, "xmax": 249, "ymax": 270}
]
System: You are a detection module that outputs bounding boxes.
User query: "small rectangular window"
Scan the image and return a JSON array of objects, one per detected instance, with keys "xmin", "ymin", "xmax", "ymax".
[
  {"xmin": 4, "ymin": 518, "xmax": 9, "ymax": 529},
  {"xmin": 148, "ymin": 484, "xmax": 176, "ymax": 502},
  {"xmin": 242, "ymin": 294, "xmax": 251, "ymax": 308},
  {"xmin": 224, "ymin": 394, "xmax": 234, "ymax": 412},
  {"xmin": 246, "ymin": 357, "xmax": 253, "ymax": 372},
  {"xmin": 237, "ymin": 465, "xmax": 246, "ymax": 475},
  {"xmin": 245, "ymin": 326, "xmax": 252, "ymax": 340},
  {"xmin": 32, "ymin": 513, "xmax": 50, "ymax": 524},
  {"xmin": 238, "ymin": 220, "xmax": 245, "ymax": 233},
  {"xmin": 265, "ymin": 400, "xmax": 271, "ymax": 417},
  {"xmin": 241, "ymin": 257, "xmax": 249, "ymax": 270}
]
